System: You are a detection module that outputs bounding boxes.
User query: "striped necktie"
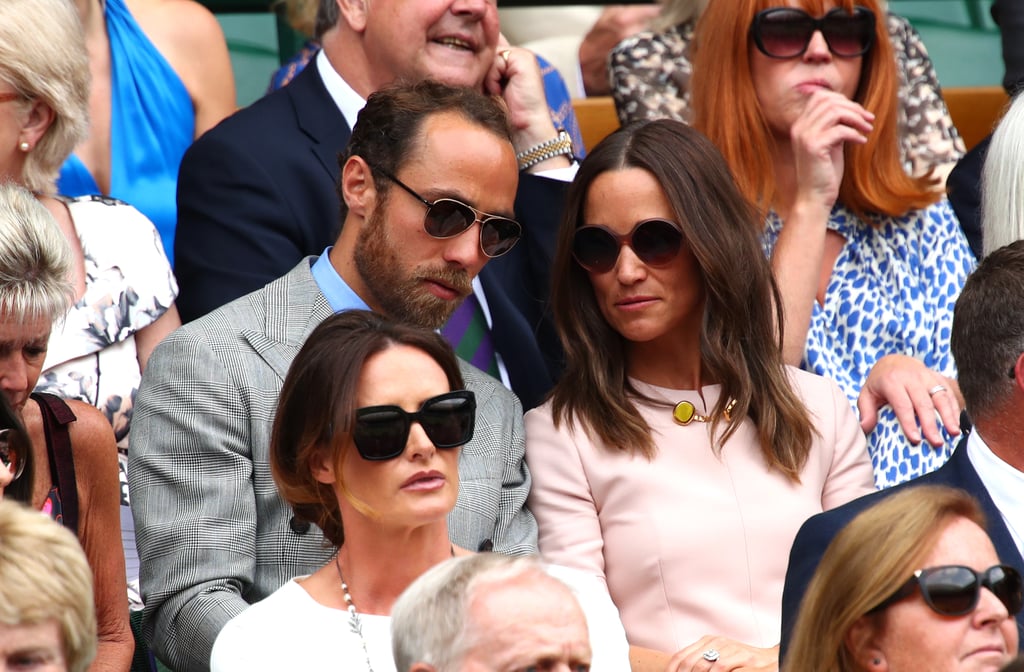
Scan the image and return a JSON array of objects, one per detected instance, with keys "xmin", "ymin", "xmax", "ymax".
[{"xmin": 441, "ymin": 293, "xmax": 500, "ymax": 378}]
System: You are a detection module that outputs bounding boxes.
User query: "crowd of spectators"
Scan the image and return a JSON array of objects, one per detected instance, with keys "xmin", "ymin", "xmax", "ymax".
[{"xmin": 2, "ymin": 1, "xmax": 1023, "ymax": 671}]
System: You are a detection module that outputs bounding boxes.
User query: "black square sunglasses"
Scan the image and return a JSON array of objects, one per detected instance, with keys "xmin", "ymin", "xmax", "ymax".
[
  {"xmin": 353, "ymin": 390, "xmax": 476, "ymax": 461},
  {"xmin": 751, "ymin": 6, "xmax": 876, "ymax": 59},
  {"xmin": 572, "ymin": 218, "xmax": 684, "ymax": 274},
  {"xmin": 870, "ymin": 564, "xmax": 1024, "ymax": 617},
  {"xmin": 375, "ymin": 169, "xmax": 522, "ymax": 258}
]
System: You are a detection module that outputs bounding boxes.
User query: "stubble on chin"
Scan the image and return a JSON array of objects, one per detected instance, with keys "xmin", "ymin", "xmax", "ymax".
[{"xmin": 353, "ymin": 216, "xmax": 472, "ymax": 329}]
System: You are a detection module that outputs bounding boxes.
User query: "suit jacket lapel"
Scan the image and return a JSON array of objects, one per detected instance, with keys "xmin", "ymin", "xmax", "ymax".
[
  {"xmin": 287, "ymin": 62, "xmax": 352, "ymax": 183},
  {"xmin": 241, "ymin": 259, "xmax": 334, "ymax": 381},
  {"xmin": 941, "ymin": 444, "xmax": 1024, "ymax": 570}
]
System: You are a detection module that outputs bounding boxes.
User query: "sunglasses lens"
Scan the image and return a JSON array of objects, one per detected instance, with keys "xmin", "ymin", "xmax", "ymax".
[
  {"xmin": 922, "ymin": 567, "xmax": 979, "ymax": 616},
  {"xmin": 480, "ymin": 218, "xmax": 522, "ymax": 258},
  {"xmin": 424, "ymin": 199, "xmax": 475, "ymax": 238},
  {"xmin": 756, "ymin": 9, "xmax": 815, "ymax": 58},
  {"xmin": 572, "ymin": 227, "xmax": 620, "ymax": 273},
  {"xmin": 823, "ymin": 9, "xmax": 874, "ymax": 57},
  {"xmin": 633, "ymin": 219, "xmax": 684, "ymax": 266},
  {"xmin": 419, "ymin": 393, "xmax": 476, "ymax": 448},
  {"xmin": 353, "ymin": 409, "xmax": 408, "ymax": 461},
  {"xmin": 987, "ymin": 566, "xmax": 1024, "ymax": 616}
]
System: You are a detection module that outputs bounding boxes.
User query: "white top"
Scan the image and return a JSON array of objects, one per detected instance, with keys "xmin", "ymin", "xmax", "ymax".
[
  {"xmin": 210, "ymin": 564, "xmax": 630, "ymax": 671},
  {"xmin": 967, "ymin": 430, "xmax": 1024, "ymax": 557}
]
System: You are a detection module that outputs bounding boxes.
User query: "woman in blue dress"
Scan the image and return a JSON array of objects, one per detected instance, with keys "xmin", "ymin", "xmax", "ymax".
[
  {"xmin": 691, "ymin": 0, "xmax": 976, "ymax": 488},
  {"xmin": 58, "ymin": 0, "xmax": 237, "ymax": 265}
]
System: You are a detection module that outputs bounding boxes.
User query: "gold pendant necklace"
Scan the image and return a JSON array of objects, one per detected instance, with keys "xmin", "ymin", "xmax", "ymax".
[{"xmin": 672, "ymin": 398, "xmax": 737, "ymax": 426}]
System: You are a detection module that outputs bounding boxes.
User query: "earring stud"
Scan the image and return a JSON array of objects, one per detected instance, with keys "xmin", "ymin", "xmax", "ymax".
[{"xmin": 18, "ymin": 141, "xmax": 29, "ymax": 152}]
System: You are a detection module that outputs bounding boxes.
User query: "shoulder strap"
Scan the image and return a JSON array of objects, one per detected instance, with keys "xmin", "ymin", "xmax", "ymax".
[{"xmin": 32, "ymin": 392, "xmax": 80, "ymax": 535}]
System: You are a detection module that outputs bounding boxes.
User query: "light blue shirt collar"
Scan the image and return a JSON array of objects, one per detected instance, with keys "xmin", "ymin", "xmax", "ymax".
[{"xmin": 310, "ymin": 248, "xmax": 369, "ymax": 313}]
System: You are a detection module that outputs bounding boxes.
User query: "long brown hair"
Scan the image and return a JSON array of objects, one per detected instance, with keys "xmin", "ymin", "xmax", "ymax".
[
  {"xmin": 690, "ymin": 0, "xmax": 939, "ymax": 218},
  {"xmin": 550, "ymin": 120, "xmax": 815, "ymax": 479}
]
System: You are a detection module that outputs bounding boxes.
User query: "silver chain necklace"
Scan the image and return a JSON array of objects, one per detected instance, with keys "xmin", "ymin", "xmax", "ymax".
[{"xmin": 335, "ymin": 554, "xmax": 375, "ymax": 672}]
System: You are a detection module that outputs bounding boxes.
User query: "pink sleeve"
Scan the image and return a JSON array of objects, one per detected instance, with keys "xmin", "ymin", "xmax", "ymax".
[
  {"xmin": 524, "ymin": 406, "xmax": 608, "ymax": 585},
  {"xmin": 820, "ymin": 377, "xmax": 876, "ymax": 509}
]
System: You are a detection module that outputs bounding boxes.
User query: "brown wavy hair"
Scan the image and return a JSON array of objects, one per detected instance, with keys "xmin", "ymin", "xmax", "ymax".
[
  {"xmin": 690, "ymin": 0, "xmax": 939, "ymax": 218},
  {"xmin": 270, "ymin": 310, "xmax": 464, "ymax": 546},
  {"xmin": 550, "ymin": 120, "xmax": 815, "ymax": 479}
]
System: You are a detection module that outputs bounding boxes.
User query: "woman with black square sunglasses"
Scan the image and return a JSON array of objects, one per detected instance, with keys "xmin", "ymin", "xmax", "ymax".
[
  {"xmin": 210, "ymin": 310, "xmax": 631, "ymax": 671},
  {"xmin": 788, "ymin": 485, "xmax": 1019, "ymax": 671},
  {"xmin": 691, "ymin": 0, "xmax": 976, "ymax": 491}
]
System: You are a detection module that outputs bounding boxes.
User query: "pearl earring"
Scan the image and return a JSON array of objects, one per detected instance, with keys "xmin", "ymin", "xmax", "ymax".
[{"xmin": 18, "ymin": 141, "xmax": 29, "ymax": 152}]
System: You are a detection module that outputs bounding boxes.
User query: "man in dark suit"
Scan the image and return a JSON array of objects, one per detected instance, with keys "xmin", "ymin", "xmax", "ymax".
[
  {"xmin": 780, "ymin": 240, "xmax": 1024, "ymax": 660},
  {"xmin": 174, "ymin": 0, "xmax": 572, "ymax": 410}
]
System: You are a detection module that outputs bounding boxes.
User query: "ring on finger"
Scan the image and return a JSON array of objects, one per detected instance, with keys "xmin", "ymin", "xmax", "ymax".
[
  {"xmin": 928, "ymin": 384, "xmax": 947, "ymax": 397},
  {"xmin": 702, "ymin": 648, "xmax": 720, "ymax": 663}
]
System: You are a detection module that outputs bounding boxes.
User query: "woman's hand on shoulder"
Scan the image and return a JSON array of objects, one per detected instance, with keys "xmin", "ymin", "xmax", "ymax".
[
  {"xmin": 790, "ymin": 90, "xmax": 874, "ymax": 212},
  {"xmin": 857, "ymin": 354, "xmax": 962, "ymax": 446},
  {"xmin": 664, "ymin": 636, "xmax": 778, "ymax": 672}
]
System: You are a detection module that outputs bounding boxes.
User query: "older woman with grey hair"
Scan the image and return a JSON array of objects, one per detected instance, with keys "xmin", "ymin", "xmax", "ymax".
[
  {"xmin": 0, "ymin": 498, "xmax": 98, "ymax": 672},
  {"xmin": 0, "ymin": 0, "xmax": 181, "ymax": 601},
  {"xmin": 0, "ymin": 182, "xmax": 132, "ymax": 671},
  {"xmin": 981, "ymin": 93, "xmax": 1024, "ymax": 255}
]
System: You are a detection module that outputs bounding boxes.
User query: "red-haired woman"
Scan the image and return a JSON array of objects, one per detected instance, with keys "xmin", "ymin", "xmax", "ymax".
[{"xmin": 691, "ymin": 0, "xmax": 975, "ymax": 488}]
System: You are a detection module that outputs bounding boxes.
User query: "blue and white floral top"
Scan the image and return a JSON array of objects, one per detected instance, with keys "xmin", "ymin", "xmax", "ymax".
[{"xmin": 762, "ymin": 199, "xmax": 975, "ymax": 488}]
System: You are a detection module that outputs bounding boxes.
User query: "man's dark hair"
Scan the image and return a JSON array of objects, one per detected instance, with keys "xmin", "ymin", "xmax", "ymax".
[
  {"xmin": 313, "ymin": 0, "xmax": 338, "ymax": 40},
  {"xmin": 340, "ymin": 80, "xmax": 512, "ymax": 201},
  {"xmin": 951, "ymin": 239, "xmax": 1024, "ymax": 420}
]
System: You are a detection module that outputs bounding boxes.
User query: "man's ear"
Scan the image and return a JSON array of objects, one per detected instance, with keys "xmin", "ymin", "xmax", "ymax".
[
  {"xmin": 845, "ymin": 615, "xmax": 888, "ymax": 672},
  {"xmin": 1012, "ymin": 353, "xmax": 1024, "ymax": 392},
  {"xmin": 340, "ymin": 155, "xmax": 377, "ymax": 220},
  {"xmin": 337, "ymin": 0, "xmax": 368, "ymax": 33}
]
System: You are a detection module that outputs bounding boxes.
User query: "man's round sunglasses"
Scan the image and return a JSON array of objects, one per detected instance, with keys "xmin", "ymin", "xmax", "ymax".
[
  {"xmin": 870, "ymin": 564, "xmax": 1024, "ymax": 617},
  {"xmin": 353, "ymin": 390, "xmax": 476, "ymax": 461},
  {"xmin": 571, "ymin": 218, "xmax": 684, "ymax": 274},
  {"xmin": 376, "ymin": 169, "xmax": 522, "ymax": 258},
  {"xmin": 751, "ymin": 6, "xmax": 876, "ymax": 59},
  {"xmin": 0, "ymin": 427, "xmax": 25, "ymax": 481}
]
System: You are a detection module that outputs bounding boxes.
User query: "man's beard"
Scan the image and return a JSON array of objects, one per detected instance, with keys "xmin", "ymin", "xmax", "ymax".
[{"xmin": 353, "ymin": 207, "xmax": 473, "ymax": 329}]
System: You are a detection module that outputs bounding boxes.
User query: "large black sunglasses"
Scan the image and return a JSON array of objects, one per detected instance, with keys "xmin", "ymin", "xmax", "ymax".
[
  {"xmin": 572, "ymin": 218, "xmax": 684, "ymax": 274},
  {"xmin": 0, "ymin": 428, "xmax": 25, "ymax": 481},
  {"xmin": 751, "ymin": 6, "xmax": 876, "ymax": 59},
  {"xmin": 870, "ymin": 564, "xmax": 1024, "ymax": 617},
  {"xmin": 376, "ymin": 169, "xmax": 522, "ymax": 258},
  {"xmin": 352, "ymin": 390, "xmax": 476, "ymax": 461}
]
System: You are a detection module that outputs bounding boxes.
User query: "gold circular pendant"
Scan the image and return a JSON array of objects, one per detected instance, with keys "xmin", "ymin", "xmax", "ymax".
[{"xmin": 673, "ymin": 401, "xmax": 697, "ymax": 425}]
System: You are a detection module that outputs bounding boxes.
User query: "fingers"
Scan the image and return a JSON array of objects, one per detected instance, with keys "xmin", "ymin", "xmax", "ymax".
[
  {"xmin": 927, "ymin": 377, "xmax": 963, "ymax": 442},
  {"xmin": 861, "ymin": 356, "xmax": 960, "ymax": 447},
  {"xmin": 856, "ymin": 391, "xmax": 880, "ymax": 434},
  {"xmin": 666, "ymin": 637, "xmax": 777, "ymax": 672},
  {"xmin": 792, "ymin": 91, "xmax": 874, "ymax": 151}
]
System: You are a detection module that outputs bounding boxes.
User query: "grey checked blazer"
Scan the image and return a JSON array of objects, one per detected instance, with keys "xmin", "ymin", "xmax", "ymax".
[{"xmin": 129, "ymin": 259, "xmax": 537, "ymax": 671}]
